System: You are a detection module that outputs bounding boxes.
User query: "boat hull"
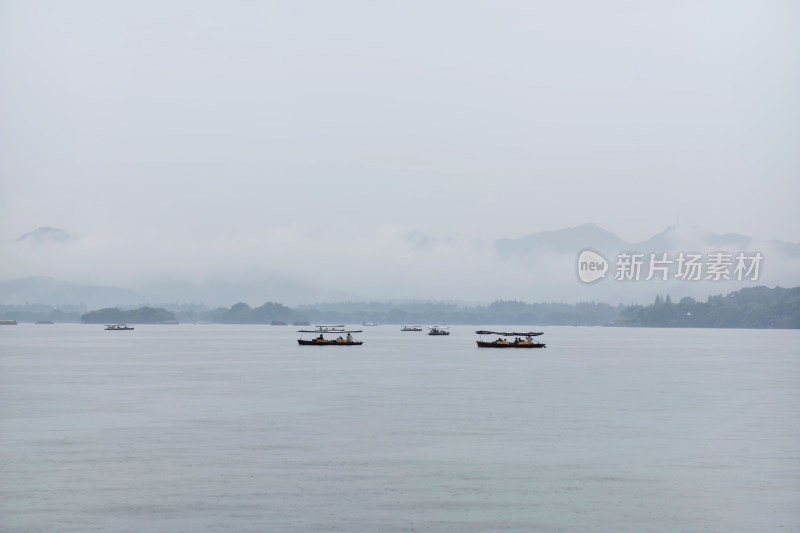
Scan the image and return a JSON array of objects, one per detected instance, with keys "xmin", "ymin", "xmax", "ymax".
[
  {"xmin": 298, "ymin": 339, "xmax": 363, "ymax": 346},
  {"xmin": 476, "ymin": 341, "xmax": 545, "ymax": 348}
]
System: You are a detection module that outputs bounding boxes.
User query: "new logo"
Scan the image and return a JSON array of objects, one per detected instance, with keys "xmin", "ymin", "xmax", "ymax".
[{"xmin": 576, "ymin": 249, "xmax": 609, "ymax": 284}]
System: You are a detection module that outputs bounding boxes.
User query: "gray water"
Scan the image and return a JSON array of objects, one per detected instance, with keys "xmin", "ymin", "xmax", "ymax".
[{"xmin": 1, "ymin": 324, "xmax": 798, "ymax": 532}]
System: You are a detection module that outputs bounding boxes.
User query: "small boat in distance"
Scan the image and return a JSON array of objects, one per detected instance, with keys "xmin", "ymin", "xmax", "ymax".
[
  {"xmin": 105, "ymin": 324, "xmax": 134, "ymax": 331},
  {"xmin": 313, "ymin": 325, "xmax": 346, "ymax": 332},
  {"xmin": 475, "ymin": 330, "xmax": 545, "ymax": 348},
  {"xmin": 362, "ymin": 322, "xmax": 379, "ymax": 326},
  {"xmin": 0, "ymin": 319, "xmax": 18, "ymax": 325},
  {"xmin": 401, "ymin": 325, "xmax": 422, "ymax": 331},
  {"xmin": 297, "ymin": 326, "xmax": 363, "ymax": 346},
  {"xmin": 428, "ymin": 326, "xmax": 450, "ymax": 336}
]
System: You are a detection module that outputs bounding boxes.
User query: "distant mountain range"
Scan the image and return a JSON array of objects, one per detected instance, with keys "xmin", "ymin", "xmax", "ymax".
[
  {"xmin": 494, "ymin": 223, "xmax": 800, "ymax": 258},
  {"xmin": 3, "ymin": 223, "xmax": 799, "ymax": 307},
  {"xmin": 0, "ymin": 276, "xmax": 141, "ymax": 308},
  {"xmin": 0, "ymin": 276, "xmax": 356, "ymax": 308}
]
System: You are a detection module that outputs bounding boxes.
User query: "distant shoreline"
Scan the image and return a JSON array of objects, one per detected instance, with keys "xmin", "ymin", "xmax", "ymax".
[{"xmin": 1, "ymin": 285, "xmax": 798, "ymax": 329}]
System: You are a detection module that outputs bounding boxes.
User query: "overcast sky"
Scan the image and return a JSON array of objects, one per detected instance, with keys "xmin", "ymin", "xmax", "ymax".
[{"xmin": 1, "ymin": 1, "xmax": 798, "ymax": 300}]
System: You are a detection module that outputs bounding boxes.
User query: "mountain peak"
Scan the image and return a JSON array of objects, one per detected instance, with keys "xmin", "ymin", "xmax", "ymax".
[
  {"xmin": 495, "ymin": 223, "xmax": 627, "ymax": 258},
  {"xmin": 16, "ymin": 227, "xmax": 70, "ymax": 244}
]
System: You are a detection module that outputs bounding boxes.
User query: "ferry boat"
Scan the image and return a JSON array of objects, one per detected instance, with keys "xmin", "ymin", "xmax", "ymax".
[
  {"xmin": 105, "ymin": 324, "xmax": 134, "ymax": 331},
  {"xmin": 428, "ymin": 326, "xmax": 450, "ymax": 336},
  {"xmin": 475, "ymin": 330, "xmax": 545, "ymax": 348},
  {"xmin": 297, "ymin": 326, "xmax": 363, "ymax": 346}
]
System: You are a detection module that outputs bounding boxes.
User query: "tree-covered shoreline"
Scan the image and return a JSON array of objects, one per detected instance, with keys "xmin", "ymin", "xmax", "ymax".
[
  {"xmin": 81, "ymin": 306, "xmax": 177, "ymax": 324},
  {"xmin": 1, "ymin": 285, "xmax": 798, "ymax": 328},
  {"xmin": 614, "ymin": 286, "xmax": 800, "ymax": 329}
]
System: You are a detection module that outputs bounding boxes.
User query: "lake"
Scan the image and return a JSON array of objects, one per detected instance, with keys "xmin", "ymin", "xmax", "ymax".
[{"xmin": 1, "ymin": 324, "xmax": 798, "ymax": 532}]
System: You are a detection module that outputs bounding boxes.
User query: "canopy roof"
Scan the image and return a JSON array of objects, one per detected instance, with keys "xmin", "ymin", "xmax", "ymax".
[
  {"xmin": 298, "ymin": 329, "xmax": 362, "ymax": 334},
  {"xmin": 475, "ymin": 330, "xmax": 543, "ymax": 336}
]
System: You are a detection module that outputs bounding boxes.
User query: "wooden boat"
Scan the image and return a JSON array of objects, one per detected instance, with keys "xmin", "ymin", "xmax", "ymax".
[
  {"xmin": 297, "ymin": 335, "xmax": 363, "ymax": 346},
  {"xmin": 401, "ymin": 325, "xmax": 422, "ymax": 331},
  {"xmin": 428, "ymin": 326, "xmax": 450, "ymax": 336},
  {"xmin": 297, "ymin": 326, "xmax": 363, "ymax": 346},
  {"xmin": 105, "ymin": 324, "xmax": 134, "ymax": 331},
  {"xmin": 475, "ymin": 330, "xmax": 545, "ymax": 348}
]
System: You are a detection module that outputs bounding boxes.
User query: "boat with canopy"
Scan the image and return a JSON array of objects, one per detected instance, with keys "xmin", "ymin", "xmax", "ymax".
[
  {"xmin": 310, "ymin": 325, "xmax": 345, "ymax": 332},
  {"xmin": 105, "ymin": 324, "xmax": 134, "ymax": 331},
  {"xmin": 475, "ymin": 330, "xmax": 545, "ymax": 348},
  {"xmin": 297, "ymin": 325, "xmax": 363, "ymax": 346}
]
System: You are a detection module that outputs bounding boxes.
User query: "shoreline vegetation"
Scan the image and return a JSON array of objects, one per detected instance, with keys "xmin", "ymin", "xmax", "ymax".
[{"xmin": 0, "ymin": 286, "xmax": 797, "ymax": 329}]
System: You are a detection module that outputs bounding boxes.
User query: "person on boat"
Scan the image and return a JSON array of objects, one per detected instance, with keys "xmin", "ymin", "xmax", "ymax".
[
  {"xmin": 337, "ymin": 336, "xmax": 343, "ymax": 342},
  {"xmin": 317, "ymin": 334, "xmax": 324, "ymax": 341},
  {"xmin": 346, "ymin": 333, "xmax": 352, "ymax": 342}
]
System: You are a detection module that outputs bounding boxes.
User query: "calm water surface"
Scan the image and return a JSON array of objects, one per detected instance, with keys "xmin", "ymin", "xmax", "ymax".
[{"xmin": 1, "ymin": 324, "xmax": 798, "ymax": 532}]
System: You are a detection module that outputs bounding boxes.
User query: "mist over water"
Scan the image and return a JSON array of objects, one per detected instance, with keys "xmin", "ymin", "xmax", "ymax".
[
  {"xmin": 2, "ymin": 325, "xmax": 798, "ymax": 532},
  {"xmin": 2, "ymin": 1, "xmax": 799, "ymax": 307},
  {"xmin": 3, "ymin": 223, "xmax": 799, "ymax": 307}
]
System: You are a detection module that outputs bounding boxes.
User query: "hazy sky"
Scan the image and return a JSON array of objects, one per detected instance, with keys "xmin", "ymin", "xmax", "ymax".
[{"xmin": 1, "ymin": 1, "xmax": 798, "ymax": 301}]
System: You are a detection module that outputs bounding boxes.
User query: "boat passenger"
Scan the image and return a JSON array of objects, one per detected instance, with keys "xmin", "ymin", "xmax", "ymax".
[{"xmin": 346, "ymin": 333, "xmax": 352, "ymax": 342}]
